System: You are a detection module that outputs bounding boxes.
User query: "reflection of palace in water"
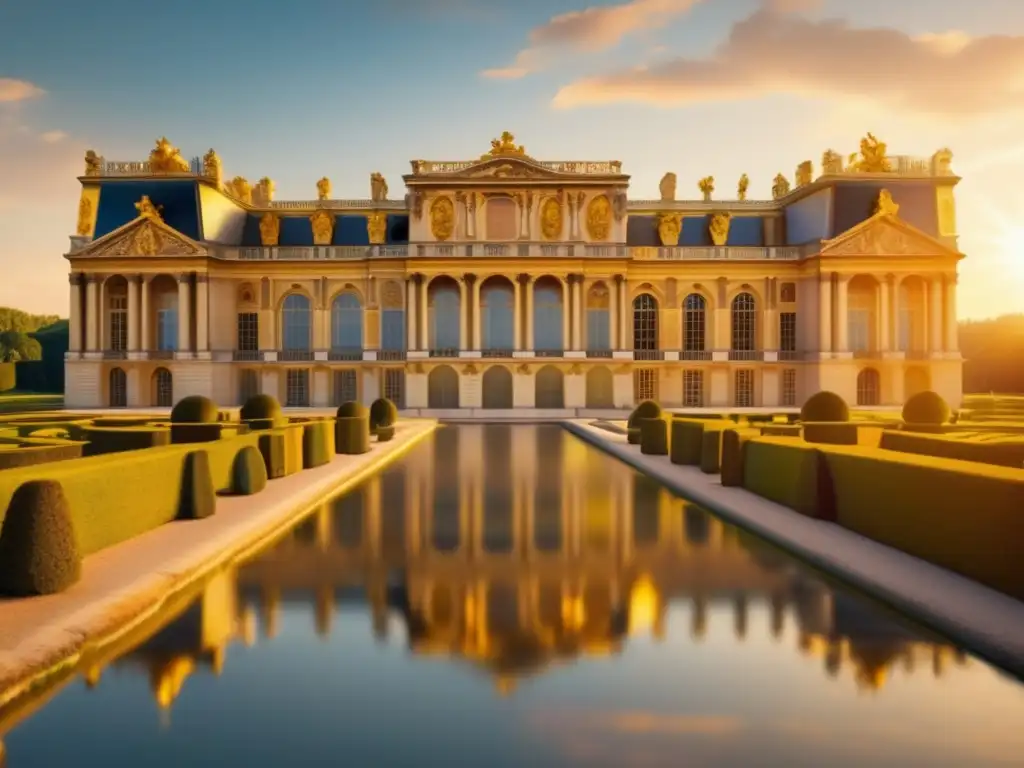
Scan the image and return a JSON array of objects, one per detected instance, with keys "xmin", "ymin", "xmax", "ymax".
[{"xmin": 77, "ymin": 427, "xmax": 966, "ymax": 714}]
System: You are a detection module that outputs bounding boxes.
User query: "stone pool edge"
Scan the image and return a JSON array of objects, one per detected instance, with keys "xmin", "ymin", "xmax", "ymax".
[
  {"xmin": 563, "ymin": 419, "xmax": 1024, "ymax": 681},
  {"xmin": 0, "ymin": 419, "xmax": 438, "ymax": 710}
]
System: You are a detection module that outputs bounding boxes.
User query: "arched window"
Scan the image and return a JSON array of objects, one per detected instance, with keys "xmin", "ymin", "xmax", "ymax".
[
  {"xmin": 153, "ymin": 367, "xmax": 173, "ymax": 407},
  {"xmin": 535, "ymin": 365, "xmax": 564, "ymax": 408},
  {"xmin": 481, "ymin": 279, "xmax": 514, "ymax": 352},
  {"xmin": 482, "ymin": 366, "xmax": 513, "ymax": 408},
  {"xmin": 428, "ymin": 365, "xmax": 460, "ymax": 408},
  {"xmin": 731, "ymin": 292, "xmax": 757, "ymax": 352},
  {"xmin": 331, "ymin": 293, "xmax": 363, "ymax": 350},
  {"xmin": 534, "ymin": 278, "xmax": 564, "ymax": 352},
  {"xmin": 682, "ymin": 294, "xmax": 706, "ymax": 353},
  {"xmin": 428, "ymin": 281, "xmax": 460, "ymax": 353},
  {"xmin": 586, "ymin": 283, "xmax": 611, "ymax": 352},
  {"xmin": 109, "ymin": 367, "xmax": 127, "ymax": 407},
  {"xmin": 281, "ymin": 294, "xmax": 312, "ymax": 350},
  {"xmin": 856, "ymin": 368, "xmax": 880, "ymax": 406},
  {"xmin": 633, "ymin": 293, "xmax": 658, "ymax": 351}
]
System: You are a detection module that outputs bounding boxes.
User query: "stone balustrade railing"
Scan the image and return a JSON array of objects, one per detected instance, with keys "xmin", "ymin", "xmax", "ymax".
[{"xmin": 411, "ymin": 160, "xmax": 622, "ymax": 175}]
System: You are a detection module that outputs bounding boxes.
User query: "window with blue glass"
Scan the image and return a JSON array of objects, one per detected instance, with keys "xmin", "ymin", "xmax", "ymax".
[
  {"xmin": 429, "ymin": 283, "xmax": 460, "ymax": 349},
  {"xmin": 533, "ymin": 280, "xmax": 563, "ymax": 351},
  {"xmin": 331, "ymin": 293, "xmax": 363, "ymax": 350},
  {"xmin": 381, "ymin": 309, "xmax": 405, "ymax": 350},
  {"xmin": 482, "ymin": 281, "xmax": 514, "ymax": 349},
  {"xmin": 683, "ymin": 294, "xmax": 706, "ymax": 351},
  {"xmin": 731, "ymin": 293, "xmax": 757, "ymax": 351},
  {"xmin": 157, "ymin": 309, "xmax": 178, "ymax": 351},
  {"xmin": 281, "ymin": 293, "xmax": 312, "ymax": 350},
  {"xmin": 587, "ymin": 309, "xmax": 609, "ymax": 349}
]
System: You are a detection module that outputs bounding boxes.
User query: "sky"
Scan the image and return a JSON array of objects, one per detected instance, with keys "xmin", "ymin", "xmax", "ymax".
[{"xmin": 1, "ymin": 0, "xmax": 1024, "ymax": 319}]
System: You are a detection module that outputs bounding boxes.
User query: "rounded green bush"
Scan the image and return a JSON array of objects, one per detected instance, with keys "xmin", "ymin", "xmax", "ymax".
[
  {"xmin": 800, "ymin": 391, "xmax": 849, "ymax": 423},
  {"xmin": 240, "ymin": 394, "xmax": 282, "ymax": 422},
  {"xmin": 232, "ymin": 445, "xmax": 268, "ymax": 495},
  {"xmin": 335, "ymin": 415, "xmax": 371, "ymax": 454},
  {"xmin": 628, "ymin": 400, "xmax": 662, "ymax": 429},
  {"xmin": 178, "ymin": 451, "xmax": 216, "ymax": 519},
  {"xmin": 902, "ymin": 390, "xmax": 951, "ymax": 426},
  {"xmin": 336, "ymin": 401, "xmax": 368, "ymax": 419},
  {"xmin": 170, "ymin": 395, "xmax": 219, "ymax": 424},
  {"xmin": 376, "ymin": 424, "xmax": 396, "ymax": 442},
  {"xmin": 369, "ymin": 398, "xmax": 398, "ymax": 430},
  {"xmin": 0, "ymin": 479, "xmax": 81, "ymax": 595}
]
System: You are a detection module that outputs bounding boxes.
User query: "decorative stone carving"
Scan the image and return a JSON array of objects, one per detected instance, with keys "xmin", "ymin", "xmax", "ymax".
[
  {"xmin": 737, "ymin": 174, "xmax": 749, "ymax": 201},
  {"xmin": 259, "ymin": 214, "xmax": 280, "ymax": 246},
  {"xmin": 367, "ymin": 212, "xmax": 388, "ymax": 244},
  {"xmin": 202, "ymin": 149, "xmax": 222, "ymax": 187},
  {"xmin": 586, "ymin": 194, "xmax": 611, "ymax": 240},
  {"xmin": 698, "ymin": 176, "xmax": 714, "ymax": 202},
  {"xmin": 310, "ymin": 209, "xmax": 334, "ymax": 245},
  {"xmin": 659, "ymin": 173, "xmax": 676, "ymax": 202},
  {"xmin": 540, "ymin": 197, "xmax": 563, "ymax": 240},
  {"xmin": 771, "ymin": 173, "xmax": 790, "ymax": 200},
  {"xmin": 84, "ymin": 150, "xmax": 102, "ymax": 177},
  {"xmin": 253, "ymin": 177, "xmax": 275, "ymax": 206},
  {"xmin": 381, "ymin": 281, "xmax": 404, "ymax": 309},
  {"xmin": 317, "ymin": 177, "xmax": 332, "ymax": 201},
  {"xmin": 795, "ymin": 161, "xmax": 813, "ymax": 187},
  {"xmin": 430, "ymin": 196, "xmax": 455, "ymax": 241},
  {"xmin": 226, "ymin": 177, "xmax": 252, "ymax": 204},
  {"xmin": 148, "ymin": 137, "xmax": 191, "ymax": 173},
  {"xmin": 822, "ymin": 150, "xmax": 843, "ymax": 175},
  {"xmin": 709, "ymin": 213, "xmax": 732, "ymax": 247},
  {"xmin": 656, "ymin": 213, "xmax": 682, "ymax": 247},
  {"xmin": 874, "ymin": 189, "xmax": 899, "ymax": 217},
  {"xmin": 76, "ymin": 195, "xmax": 93, "ymax": 236},
  {"xmin": 370, "ymin": 172, "xmax": 388, "ymax": 201}
]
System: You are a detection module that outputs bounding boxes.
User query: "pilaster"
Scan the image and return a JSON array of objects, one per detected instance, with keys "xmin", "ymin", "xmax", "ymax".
[
  {"xmin": 68, "ymin": 273, "xmax": 83, "ymax": 353},
  {"xmin": 177, "ymin": 272, "xmax": 192, "ymax": 355}
]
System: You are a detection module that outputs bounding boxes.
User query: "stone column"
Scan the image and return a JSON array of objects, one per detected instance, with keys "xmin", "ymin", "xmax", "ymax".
[
  {"xmin": 127, "ymin": 275, "xmax": 140, "ymax": 352},
  {"xmin": 568, "ymin": 196, "xmax": 577, "ymax": 240},
  {"xmin": 609, "ymin": 275, "xmax": 619, "ymax": 350},
  {"xmin": 177, "ymin": 273, "xmax": 192, "ymax": 353},
  {"xmin": 834, "ymin": 275, "xmax": 849, "ymax": 353},
  {"xmin": 572, "ymin": 275, "xmax": 583, "ymax": 350},
  {"xmin": 889, "ymin": 275, "xmax": 900, "ymax": 351},
  {"xmin": 406, "ymin": 277, "xmax": 418, "ymax": 351},
  {"xmin": 513, "ymin": 276, "xmax": 523, "ymax": 351},
  {"xmin": 419, "ymin": 277, "xmax": 429, "ymax": 350},
  {"xmin": 561, "ymin": 277, "xmax": 571, "ymax": 350},
  {"xmin": 762, "ymin": 277, "xmax": 776, "ymax": 350},
  {"xmin": 196, "ymin": 274, "xmax": 209, "ymax": 353},
  {"xmin": 930, "ymin": 277, "xmax": 944, "ymax": 352},
  {"xmin": 518, "ymin": 196, "xmax": 529, "ymax": 240},
  {"xmin": 945, "ymin": 275, "xmax": 959, "ymax": 352},
  {"xmin": 619, "ymin": 278, "xmax": 630, "ymax": 350},
  {"xmin": 458, "ymin": 277, "xmax": 469, "ymax": 350},
  {"xmin": 97, "ymin": 278, "xmax": 107, "ymax": 351},
  {"xmin": 140, "ymin": 276, "xmax": 150, "ymax": 352},
  {"xmin": 878, "ymin": 279, "xmax": 890, "ymax": 352},
  {"xmin": 525, "ymin": 276, "xmax": 535, "ymax": 350},
  {"xmin": 68, "ymin": 274, "xmax": 82, "ymax": 353},
  {"xmin": 818, "ymin": 274, "xmax": 832, "ymax": 353},
  {"xmin": 472, "ymin": 275, "xmax": 483, "ymax": 350},
  {"xmin": 85, "ymin": 275, "xmax": 99, "ymax": 351}
]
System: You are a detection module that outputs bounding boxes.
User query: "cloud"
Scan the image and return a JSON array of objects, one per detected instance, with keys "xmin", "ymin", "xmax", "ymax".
[
  {"xmin": 481, "ymin": 0, "xmax": 704, "ymax": 79},
  {"xmin": 39, "ymin": 130, "xmax": 67, "ymax": 144},
  {"xmin": 551, "ymin": 7, "xmax": 1024, "ymax": 116},
  {"xmin": 0, "ymin": 78, "xmax": 45, "ymax": 103}
]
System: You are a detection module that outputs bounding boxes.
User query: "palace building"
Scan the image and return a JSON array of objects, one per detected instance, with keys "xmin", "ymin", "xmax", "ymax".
[{"xmin": 63, "ymin": 132, "xmax": 963, "ymax": 411}]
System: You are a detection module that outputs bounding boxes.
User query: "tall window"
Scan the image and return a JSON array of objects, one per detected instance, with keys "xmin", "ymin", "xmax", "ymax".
[
  {"xmin": 333, "ymin": 370, "xmax": 358, "ymax": 404},
  {"xmin": 683, "ymin": 370, "xmax": 703, "ymax": 407},
  {"xmin": 586, "ymin": 285, "xmax": 610, "ymax": 351},
  {"xmin": 634, "ymin": 368, "xmax": 657, "ymax": 403},
  {"xmin": 735, "ymin": 369, "xmax": 754, "ymax": 407},
  {"xmin": 779, "ymin": 312, "xmax": 797, "ymax": 352},
  {"xmin": 731, "ymin": 293, "xmax": 757, "ymax": 351},
  {"xmin": 109, "ymin": 294, "xmax": 127, "ymax": 351},
  {"xmin": 282, "ymin": 294, "xmax": 312, "ymax": 350},
  {"xmin": 429, "ymin": 283, "xmax": 460, "ymax": 351},
  {"xmin": 237, "ymin": 312, "xmax": 258, "ymax": 351},
  {"xmin": 156, "ymin": 292, "xmax": 178, "ymax": 351},
  {"xmin": 153, "ymin": 368, "xmax": 173, "ymax": 407},
  {"xmin": 857, "ymin": 368, "xmax": 881, "ymax": 406},
  {"xmin": 109, "ymin": 368, "xmax": 127, "ymax": 407},
  {"xmin": 481, "ymin": 281, "xmax": 514, "ymax": 351},
  {"xmin": 534, "ymin": 280, "xmax": 564, "ymax": 352},
  {"xmin": 286, "ymin": 369, "xmax": 310, "ymax": 407},
  {"xmin": 331, "ymin": 293, "xmax": 363, "ymax": 350},
  {"xmin": 683, "ymin": 294, "xmax": 706, "ymax": 352},
  {"xmin": 381, "ymin": 308, "xmax": 405, "ymax": 350},
  {"xmin": 633, "ymin": 293, "xmax": 658, "ymax": 350},
  {"xmin": 898, "ymin": 281, "xmax": 925, "ymax": 352},
  {"xmin": 782, "ymin": 369, "xmax": 797, "ymax": 406},
  {"xmin": 384, "ymin": 369, "xmax": 406, "ymax": 409}
]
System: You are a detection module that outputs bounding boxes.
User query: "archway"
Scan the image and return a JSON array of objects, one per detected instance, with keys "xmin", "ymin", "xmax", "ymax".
[
  {"xmin": 481, "ymin": 366, "xmax": 513, "ymax": 409},
  {"xmin": 856, "ymin": 368, "xmax": 880, "ymax": 406},
  {"xmin": 585, "ymin": 366, "xmax": 614, "ymax": 408},
  {"xmin": 533, "ymin": 277, "xmax": 564, "ymax": 353},
  {"xmin": 109, "ymin": 367, "xmax": 127, "ymax": 407},
  {"xmin": 848, "ymin": 275, "xmax": 879, "ymax": 354},
  {"xmin": 480, "ymin": 277, "xmax": 515, "ymax": 352},
  {"xmin": 428, "ymin": 365, "xmax": 460, "ymax": 408},
  {"xmin": 427, "ymin": 277, "xmax": 460, "ymax": 354},
  {"xmin": 152, "ymin": 367, "xmax": 173, "ymax": 407},
  {"xmin": 535, "ymin": 365, "xmax": 564, "ymax": 408},
  {"xmin": 904, "ymin": 367, "xmax": 930, "ymax": 399}
]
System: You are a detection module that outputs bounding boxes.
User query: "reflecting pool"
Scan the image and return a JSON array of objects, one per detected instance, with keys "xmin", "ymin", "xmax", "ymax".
[{"xmin": 2, "ymin": 425, "xmax": 1024, "ymax": 767}]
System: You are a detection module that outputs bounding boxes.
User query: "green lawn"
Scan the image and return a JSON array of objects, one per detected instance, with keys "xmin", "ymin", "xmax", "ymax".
[{"xmin": 0, "ymin": 392, "xmax": 63, "ymax": 415}]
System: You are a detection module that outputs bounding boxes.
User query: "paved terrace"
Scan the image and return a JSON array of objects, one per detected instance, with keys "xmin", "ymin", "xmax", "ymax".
[
  {"xmin": 564, "ymin": 420, "xmax": 1024, "ymax": 681},
  {"xmin": 0, "ymin": 419, "xmax": 438, "ymax": 709}
]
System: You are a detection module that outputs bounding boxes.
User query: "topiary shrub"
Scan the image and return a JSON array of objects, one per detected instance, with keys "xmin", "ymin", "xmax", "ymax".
[
  {"xmin": 336, "ymin": 415, "xmax": 371, "ymax": 454},
  {"xmin": 639, "ymin": 417, "xmax": 669, "ymax": 455},
  {"xmin": 170, "ymin": 395, "xmax": 219, "ymax": 424},
  {"xmin": 902, "ymin": 390, "xmax": 951, "ymax": 426},
  {"xmin": 0, "ymin": 480, "xmax": 81, "ymax": 595},
  {"xmin": 170, "ymin": 423, "xmax": 223, "ymax": 444},
  {"xmin": 82, "ymin": 426, "xmax": 170, "ymax": 456},
  {"xmin": 257, "ymin": 433, "xmax": 287, "ymax": 479},
  {"xmin": 231, "ymin": 445, "xmax": 268, "ymax": 495},
  {"xmin": 627, "ymin": 428, "xmax": 641, "ymax": 445},
  {"xmin": 628, "ymin": 400, "xmax": 662, "ymax": 429},
  {"xmin": 369, "ymin": 398, "xmax": 398, "ymax": 432},
  {"xmin": 240, "ymin": 394, "xmax": 283, "ymax": 422},
  {"xmin": 376, "ymin": 425, "xmax": 396, "ymax": 442},
  {"xmin": 302, "ymin": 420, "xmax": 334, "ymax": 468},
  {"xmin": 178, "ymin": 451, "xmax": 215, "ymax": 520},
  {"xmin": 800, "ymin": 391, "xmax": 849, "ymax": 423},
  {"xmin": 336, "ymin": 401, "xmax": 369, "ymax": 419}
]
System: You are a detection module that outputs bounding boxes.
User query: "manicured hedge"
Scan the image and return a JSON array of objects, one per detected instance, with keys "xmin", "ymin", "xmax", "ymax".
[
  {"xmin": 231, "ymin": 444, "xmax": 268, "ymax": 495},
  {"xmin": 803, "ymin": 422, "xmax": 859, "ymax": 445},
  {"xmin": 720, "ymin": 427, "xmax": 761, "ymax": 487},
  {"xmin": 0, "ymin": 362, "xmax": 15, "ymax": 392},
  {"xmin": 369, "ymin": 398, "xmax": 397, "ymax": 433},
  {"xmin": 0, "ymin": 436, "xmax": 84, "ymax": 470},
  {"xmin": 759, "ymin": 424, "xmax": 802, "ymax": 437},
  {"xmin": 336, "ymin": 415, "xmax": 370, "ymax": 455},
  {"xmin": 82, "ymin": 426, "xmax": 171, "ymax": 456},
  {"xmin": 302, "ymin": 420, "xmax": 335, "ymax": 468},
  {"xmin": 0, "ymin": 480, "xmax": 80, "ymax": 595},
  {"xmin": 879, "ymin": 430, "xmax": 1024, "ymax": 469},
  {"xmin": 801, "ymin": 391, "xmax": 849, "ymax": 422},
  {"xmin": 670, "ymin": 419, "xmax": 710, "ymax": 466},
  {"xmin": 741, "ymin": 437, "xmax": 834, "ymax": 519},
  {"xmin": 639, "ymin": 417, "xmax": 669, "ymax": 455},
  {"xmin": 376, "ymin": 425, "xmax": 396, "ymax": 442}
]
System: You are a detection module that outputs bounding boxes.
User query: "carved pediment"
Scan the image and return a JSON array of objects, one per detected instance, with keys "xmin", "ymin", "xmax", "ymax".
[
  {"xmin": 77, "ymin": 215, "xmax": 206, "ymax": 258},
  {"xmin": 820, "ymin": 214, "xmax": 958, "ymax": 258},
  {"xmin": 451, "ymin": 156, "xmax": 565, "ymax": 180}
]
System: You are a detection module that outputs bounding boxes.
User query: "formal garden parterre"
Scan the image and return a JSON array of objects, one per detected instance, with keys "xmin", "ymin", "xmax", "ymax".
[
  {"xmin": 0, "ymin": 394, "xmax": 401, "ymax": 597},
  {"xmin": 620, "ymin": 392, "xmax": 1024, "ymax": 603}
]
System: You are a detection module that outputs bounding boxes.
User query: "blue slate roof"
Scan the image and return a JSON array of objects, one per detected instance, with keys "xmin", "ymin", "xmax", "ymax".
[
  {"xmin": 240, "ymin": 212, "xmax": 411, "ymax": 247},
  {"xmin": 93, "ymin": 180, "xmax": 201, "ymax": 240},
  {"xmin": 626, "ymin": 214, "xmax": 764, "ymax": 247}
]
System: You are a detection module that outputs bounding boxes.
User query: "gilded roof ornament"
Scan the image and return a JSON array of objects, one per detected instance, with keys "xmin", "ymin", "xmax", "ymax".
[
  {"xmin": 737, "ymin": 174, "xmax": 749, "ymax": 201},
  {"xmin": 316, "ymin": 177, "xmax": 332, "ymax": 201},
  {"xmin": 771, "ymin": 173, "xmax": 790, "ymax": 200},
  {"xmin": 822, "ymin": 149, "xmax": 843, "ymax": 175},
  {"xmin": 874, "ymin": 189, "xmax": 899, "ymax": 217},
  {"xmin": 483, "ymin": 131, "xmax": 527, "ymax": 159},
  {"xmin": 254, "ymin": 177, "xmax": 275, "ymax": 206},
  {"xmin": 370, "ymin": 172, "xmax": 388, "ymax": 202},
  {"xmin": 698, "ymin": 176, "xmax": 714, "ymax": 202},
  {"xmin": 148, "ymin": 137, "xmax": 191, "ymax": 174},
  {"xmin": 847, "ymin": 133, "xmax": 891, "ymax": 173},
  {"xmin": 134, "ymin": 195, "xmax": 163, "ymax": 221},
  {"xmin": 84, "ymin": 150, "xmax": 102, "ymax": 177},
  {"xmin": 226, "ymin": 177, "xmax": 252, "ymax": 205},
  {"xmin": 795, "ymin": 161, "xmax": 813, "ymax": 188},
  {"xmin": 202, "ymin": 149, "xmax": 222, "ymax": 187}
]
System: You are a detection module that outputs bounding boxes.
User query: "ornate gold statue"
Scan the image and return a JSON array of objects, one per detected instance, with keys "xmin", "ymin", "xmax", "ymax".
[
  {"xmin": 227, "ymin": 177, "xmax": 252, "ymax": 204},
  {"xmin": 486, "ymin": 131, "xmax": 527, "ymax": 157},
  {"xmin": 822, "ymin": 149, "xmax": 843, "ymax": 175},
  {"xmin": 83, "ymin": 150, "xmax": 102, "ymax": 177},
  {"xmin": 134, "ymin": 195, "xmax": 163, "ymax": 220},
  {"xmin": 771, "ymin": 173, "xmax": 790, "ymax": 200},
  {"xmin": 76, "ymin": 196, "xmax": 93, "ymax": 236},
  {"xmin": 656, "ymin": 212, "xmax": 682, "ymax": 246},
  {"xmin": 310, "ymin": 209, "xmax": 334, "ymax": 245},
  {"xmin": 131, "ymin": 225, "xmax": 160, "ymax": 256},
  {"xmin": 202, "ymin": 149, "xmax": 222, "ymax": 186},
  {"xmin": 709, "ymin": 213, "xmax": 732, "ymax": 246},
  {"xmin": 795, "ymin": 161, "xmax": 813, "ymax": 187},
  {"xmin": 317, "ymin": 177, "xmax": 331, "ymax": 201},
  {"xmin": 367, "ymin": 211, "xmax": 388, "ymax": 244},
  {"xmin": 586, "ymin": 195, "xmax": 612, "ymax": 240},
  {"xmin": 737, "ymin": 174, "xmax": 749, "ymax": 201},
  {"xmin": 430, "ymin": 196, "xmax": 455, "ymax": 241},
  {"xmin": 698, "ymin": 176, "xmax": 714, "ymax": 202},
  {"xmin": 540, "ymin": 197, "xmax": 563, "ymax": 240},
  {"xmin": 847, "ymin": 133, "xmax": 891, "ymax": 173},
  {"xmin": 254, "ymin": 177, "xmax": 275, "ymax": 206},
  {"xmin": 259, "ymin": 213, "xmax": 280, "ymax": 246},
  {"xmin": 932, "ymin": 148, "xmax": 953, "ymax": 175},
  {"xmin": 659, "ymin": 172, "xmax": 677, "ymax": 202},
  {"xmin": 370, "ymin": 172, "xmax": 388, "ymax": 202},
  {"xmin": 149, "ymin": 137, "xmax": 191, "ymax": 173},
  {"xmin": 874, "ymin": 188, "xmax": 899, "ymax": 217}
]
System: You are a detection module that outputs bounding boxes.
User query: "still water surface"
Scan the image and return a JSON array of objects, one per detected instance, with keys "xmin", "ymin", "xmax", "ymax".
[{"xmin": 3, "ymin": 425, "xmax": 1024, "ymax": 767}]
